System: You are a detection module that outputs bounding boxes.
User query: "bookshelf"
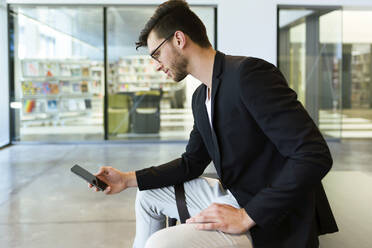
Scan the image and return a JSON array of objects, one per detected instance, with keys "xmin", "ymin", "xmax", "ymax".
[
  {"xmin": 108, "ymin": 55, "xmax": 185, "ymax": 101},
  {"xmin": 351, "ymin": 52, "xmax": 371, "ymax": 108},
  {"xmin": 20, "ymin": 59, "xmax": 104, "ymax": 126}
]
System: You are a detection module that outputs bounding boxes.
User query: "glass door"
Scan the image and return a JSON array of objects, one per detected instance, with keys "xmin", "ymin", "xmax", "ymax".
[{"xmin": 278, "ymin": 7, "xmax": 343, "ymax": 140}]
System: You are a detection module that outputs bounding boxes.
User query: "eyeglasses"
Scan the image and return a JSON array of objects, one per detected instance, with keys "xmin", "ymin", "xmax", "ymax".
[{"xmin": 150, "ymin": 33, "xmax": 174, "ymax": 62}]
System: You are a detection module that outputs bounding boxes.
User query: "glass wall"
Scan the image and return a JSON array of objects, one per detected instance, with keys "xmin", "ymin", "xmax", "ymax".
[
  {"xmin": 279, "ymin": 7, "xmax": 372, "ymax": 140},
  {"xmin": 341, "ymin": 11, "xmax": 372, "ymax": 138},
  {"xmin": 278, "ymin": 7, "xmax": 343, "ymax": 140},
  {"xmin": 106, "ymin": 6, "xmax": 215, "ymax": 140},
  {"xmin": 9, "ymin": 5, "xmax": 215, "ymax": 142},
  {"xmin": 9, "ymin": 6, "xmax": 104, "ymax": 141}
]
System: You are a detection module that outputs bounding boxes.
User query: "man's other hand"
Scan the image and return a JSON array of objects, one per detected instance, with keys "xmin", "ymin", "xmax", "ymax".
[{"xmin": 186, "ymin": 203, "xmax": 256, "ymax": 234}]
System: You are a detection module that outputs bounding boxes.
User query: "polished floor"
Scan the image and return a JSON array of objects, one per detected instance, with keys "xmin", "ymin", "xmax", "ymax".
[{"xmin": 0, "ymin": 141, "xmax": 371, "ymax": 248}]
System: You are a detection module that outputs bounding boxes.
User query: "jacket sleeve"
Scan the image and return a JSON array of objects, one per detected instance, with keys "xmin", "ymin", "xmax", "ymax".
[
  {"xmin": 136, "ymin": 92, "xmax": 212, "ymax": 191},
  {"xmin": 238, "ymin": 59, "xmax": 333, "ymax": 229}
]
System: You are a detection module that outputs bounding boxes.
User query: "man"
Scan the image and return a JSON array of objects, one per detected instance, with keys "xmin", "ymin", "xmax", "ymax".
[{"xmin": 90, "ymin": 1, "xmax": 338, "ymax": 247}]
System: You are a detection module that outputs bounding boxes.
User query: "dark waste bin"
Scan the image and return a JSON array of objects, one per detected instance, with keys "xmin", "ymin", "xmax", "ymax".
[{"xmin": 132, "ymin": 90, "xmax": 161, "ymax": 133}]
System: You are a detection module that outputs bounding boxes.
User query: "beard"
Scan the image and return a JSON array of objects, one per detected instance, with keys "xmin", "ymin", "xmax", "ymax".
[{"xmin": 170, "ymin": 48, "xmax": 188, "ymax": 82}]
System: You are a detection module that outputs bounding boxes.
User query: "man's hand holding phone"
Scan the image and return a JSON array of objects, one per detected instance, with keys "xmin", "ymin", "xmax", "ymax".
[{"xmin": 89, "ymin": 166, "xmax": 138, "ymax": 194}]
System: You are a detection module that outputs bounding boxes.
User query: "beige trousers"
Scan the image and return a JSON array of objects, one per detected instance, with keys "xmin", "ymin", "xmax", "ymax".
[{"xmin": 133, "ymin": 177, "xmax": 253, "ymax": 248}]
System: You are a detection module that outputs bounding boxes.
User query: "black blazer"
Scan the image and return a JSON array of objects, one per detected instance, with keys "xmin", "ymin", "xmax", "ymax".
[{"xmin": 136, "ymin": 51, "xmax": 338, "ymax": 247}]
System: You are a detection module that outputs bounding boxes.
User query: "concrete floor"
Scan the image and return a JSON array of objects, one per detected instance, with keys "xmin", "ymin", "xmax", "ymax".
[{"xmin": 0, "ymin": 141, "xmax": 371, "ymax": 248}]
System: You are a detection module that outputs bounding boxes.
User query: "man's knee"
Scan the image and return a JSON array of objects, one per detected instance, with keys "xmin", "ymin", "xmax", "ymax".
[
  {"xmin": 144, "ymin": 226, "xmax": 180, "ymax": 248},
  {"xmin": 144, "ymin": 224, "xmax": 205, "ymax": 248},
  {"xmin": 144, "ymin": 224, "xmax": 253, "ymax": 248}
]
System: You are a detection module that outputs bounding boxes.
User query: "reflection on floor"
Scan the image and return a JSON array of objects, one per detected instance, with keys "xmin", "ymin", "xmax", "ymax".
[
  {"xmin": 0, "ymin": 141, "xmax": 371, "ymax": 248},
  {"xmin": 320, "ymin": 109, "xmax": 372, "ymax": 138}
]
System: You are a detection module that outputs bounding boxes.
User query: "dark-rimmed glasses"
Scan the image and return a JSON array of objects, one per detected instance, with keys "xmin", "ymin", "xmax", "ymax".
[{"xmin": 150, "ymin": 33, "xmax": 174, "ymax": 62}]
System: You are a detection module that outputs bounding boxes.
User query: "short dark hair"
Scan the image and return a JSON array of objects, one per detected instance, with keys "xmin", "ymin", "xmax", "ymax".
[{"xmin": 135, "ymin": 0, "xmax": 211, "ymax": 50}]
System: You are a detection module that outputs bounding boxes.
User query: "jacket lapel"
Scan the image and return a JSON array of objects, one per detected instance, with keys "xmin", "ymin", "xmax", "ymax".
[
  {"xmin": 211, "ymin": 51, "xmax": 224, "ymax": 125},
  {"xmin": 197, "ymin": 86, "xmax": 212, "ymax": 134},
  {"xmin": 194, "ymin": 86, "xmax": 214, "ymax": 151},
  {"xmin": 210, "ymin": 51, "xmax": 225, "ymax": 178}
]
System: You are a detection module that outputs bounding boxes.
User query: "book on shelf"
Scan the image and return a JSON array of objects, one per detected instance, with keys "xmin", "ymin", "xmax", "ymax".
[
  {"xmin": 22, "ymin": 81, "xmax": 34, "ymax": 95},
  {"xmin": 91, "ymin": 80, "xmax": 101, "ymax": 94},
  {"xmin": 72, "ymin": 82, "xmax": 81, "ymax": 93},
  {"xmin": 22, "ymin": 61, "xmax": 40, "ymax": 77},
  {"xmin": 23, "ymin": 100, "xmax": 36, "ymax": 113},
  {"xmin": 71, "ymin": 66, "xmax": 82, "ymax": 77},
  {"xmin": 91, "ymin": 70, "xmax": 102, "ymax": 78},
  {"xmin": 22, "ymin": 81, "xmax": 44, "ymax": 95},
  {"xmin": 42, "ymin": 82, "xmax": 51, "ymax": 94},
  {"xmin": 82, "ymin": 67, "xmax": 90, "ymax": 77},
  {"xmin": 46, "ymin": 100, "xmax": 58, "ymax": 112},
  {"xmin": 81, "ymin": 81, "xmax": 89, "ymax": 93},
  {"xmin": 33, "ymin": 82, "xmax": 43, "ymax": 95},
  {"xmin": 35, "ymin": 100, "xmax": 46, "ymax": 113},
  {"xmin": 43, "ymin": 62, "xmax": 59, "ymax": 77},
  {"xmin": 59, "ymin": 81, "xmax": 71, "ymax": 93},
  {"xmin": 59, "ymin": 64, "xmax": 72, "ymax": 76},
  {"xmin": 49, "ymin": 81, "xmax": 60, "ymax": 94}
]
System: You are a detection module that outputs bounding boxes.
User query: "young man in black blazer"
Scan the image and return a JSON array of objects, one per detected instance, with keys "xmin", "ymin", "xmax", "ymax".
[{"xmin": 90, "ymin": 1, "xmax": 338, "ymax": 247}]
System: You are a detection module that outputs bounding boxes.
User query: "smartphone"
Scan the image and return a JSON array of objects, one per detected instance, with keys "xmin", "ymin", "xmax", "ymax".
[{"xmin": 71, "ymin": 164, "xmax": 108, "ymax": 191}]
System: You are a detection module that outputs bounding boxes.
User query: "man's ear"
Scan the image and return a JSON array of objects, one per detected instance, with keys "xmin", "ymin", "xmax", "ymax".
[{"xmin": 174, "ymin": 30, "xmax": 187, "ymax": 49}]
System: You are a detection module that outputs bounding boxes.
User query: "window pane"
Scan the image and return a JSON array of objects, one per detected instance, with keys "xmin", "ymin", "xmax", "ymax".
[
  {"xmin": 10, "ymin": 6, "xmax": 104, "ymax": 141},
  {"xmin": 278, "ymin": 7, "xmax": 343, "ymax": 140},
  {"xmin": 106, "ymin": 6, "xmax": 215, "ymax": 141}
]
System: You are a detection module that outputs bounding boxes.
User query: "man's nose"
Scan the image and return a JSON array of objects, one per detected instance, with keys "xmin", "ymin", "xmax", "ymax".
[{"xmin": 155, "ymin": 61, "xmax": 163, "ymax": 71}]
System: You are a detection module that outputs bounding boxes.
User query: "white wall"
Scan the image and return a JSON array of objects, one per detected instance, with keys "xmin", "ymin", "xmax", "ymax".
[
  {"xmin": 0, "ymin": 0, "xmax": 10, "ymax": 147},
  {"xmin": 217, "ymin": 0, "xmax": 277, "ymax": 63}
]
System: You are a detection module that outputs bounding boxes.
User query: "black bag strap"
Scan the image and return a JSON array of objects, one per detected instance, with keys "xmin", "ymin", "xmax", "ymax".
[{"xmin": 174, "ymin": 183, "xmax": 190, "ymax": 224}]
